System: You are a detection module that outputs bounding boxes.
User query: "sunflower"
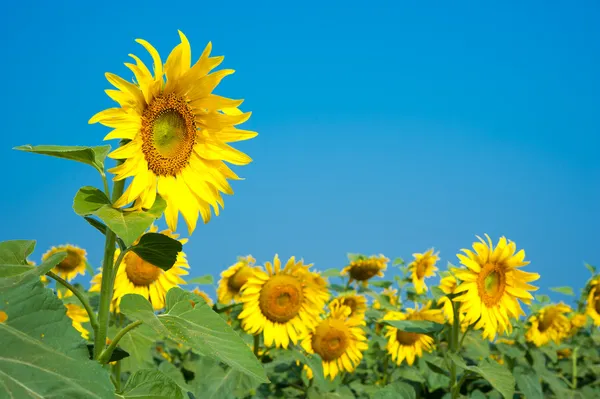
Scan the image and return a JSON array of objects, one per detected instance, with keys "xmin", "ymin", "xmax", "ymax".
[
  {"xmin": 452, "ymin": 234, "xmax": 540, "ymax": 340},
  {"xmin": 89, "ymin": 31, "xmax": 256, "ymax": 235},
  {"xmin": 383, "ymin": 302, "xmax": 444, "ymax": 366},
  {"xmin": 373, "ymin": 287, "xmax": 400, "ymax": 310},
  {"xmin": 42, "ymin": 244, "xmax": 87, "ymax": 282},
  {"xmin": 525, "ymin": 303, "xmax": 571, "ymax": 347},
  {"xmin": 586, "ymin": 278, "xmax": 600, "ymax": 326},
  {"xmin": 217, "ymin": 255, "xmax": 257, "ymax": 304},
  {"xmin": 437, "ymin": 275, "xmax": 458, "ymax": 323},
  {"xmin": 341, "ymin": 254, "xmax": 389, "ymax": 287},
  {"xmin": 569, "ymin": 313, "xmax": 588, "ymax": 334},
  {"xmin": 65, "ymin": 304, "xmax": 90, "ymax": 340},
  {"xmin": 557, "ymin": 348, "xmax": 573, "ymax": 359},
  {"xmin": 192, "ymin": 287, "xmax": 213, "ymax": 306},
  {"xmin": 409, "ymin": 249, "xmax": 439, "ymax": 294},
  {"xmin": 301, "ymin": 302, "xmax": 368, "ymax": 380},
  {"xmin": 329, "ymin": 293, "xmax": 367, "ymax": 320},
  {"xmin": 90, "ymin": 226, "xmax": 189, "ymax": 311},
  {"xmin": 238, "ymin": 255, "xmax": 329, "ymax": 348},
  {"xmin": 495, "ymin": 338, "xmax": 515, "ymax": 346}
]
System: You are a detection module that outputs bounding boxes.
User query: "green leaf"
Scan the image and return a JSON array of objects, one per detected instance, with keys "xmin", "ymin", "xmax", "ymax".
[
  {"xmin": 369, "ymin": 280, "xmax": 393, "ymax": 288},
  {"xmin": 430, "ymin": 286, "xmax": 445, "ymax": 301},
  {"xmin": 382, "ymin": 319, "xmax": 445, "ymax": 334},
  {"xmin": 83, "ymin": 216, "xmax": 126, "ymax": 250},
  {"xmin": 158, "ymin": 362, "xmax": 190, "ymax": 394},
  {"xmin": 73, "ymin": 186, "xmax": 111, "ymax": 215},
  {"xmin": 130, "ymin": 233, "xmax": 182, "ymax": 271},
  {"xmin": 448, "ymin": 354, "xmax": 515, "ymax": 399},
  {"xmin": 392, "ymin": 257, "xmax": 405, "ymax": 266},
  {"xmin": 0, "ymin": 240, "xmax": 35, "ymax": 264},
  {"xmin": 0, "ymin": 240, "xmax": 67, "ymax": 289},
  {"xmin": 120, "ymin": 290, "xmax": 268, "ymax": 383},
  {"xmin": 372, "ymin": 381, "xmax": 416, "ymax": 399},
  {"xmin": 188, "ymin": 274, "xmax": 214, "ymax": 285},
  {"xmin": 118, "ymin": 369, "xmax": 184, "ymax": 399},
  {"xmin": 86, "ymin": 344, "xmax": 129, "ymax": 362},
  {"xmin": 585, "ymin": 263, "xmax": 597, "ymax": 275},
  {"xmin": 321, "ymin": 268, "xmax": 341, "ymax": 278},
  {"xmin": 112, "ymin": 323, "xmax": 158, "ymax": 373},
  {"xmin": 291, "ymin": 351, "xmax": 326, "ymax": 389},
  {"xmin": 191, "ymin": 357, "xmax": 263, "ymax": 399},
  {"xmin": 392, "ymin": 366, "xmax": 426, "ymax": 383},
  {"xmin": 514, "ymin": 366, "xmax": 543, "ymax": 399},
  {"xmin": 0, "ymin": 280, "xmax": 113, "ymax": 398},
  {"xmin": 534, "ymin": 294, "xmax": 551, "ymax": 304},
  {"xmin": 14, "ymin": 144, "xmax": 111, "ymax": 174},
  {"xmin": 549, "ymin": 286, "xmax": 575, "ymax": 296}
]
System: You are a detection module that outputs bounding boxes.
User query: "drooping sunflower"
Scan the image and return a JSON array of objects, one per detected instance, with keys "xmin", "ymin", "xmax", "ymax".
[
  {"xmin": 192, "ymin": 287, "xmax": 213, "ymax": 306},
  {"xmin": 525, "ymin": 303, "xmax": 571, "ymax": 347},
  {"xmin": 569, "ymin": 313, "xmax": 588, "ymax": 334},
  {"xmin": 238, "ymin": 255, "xmax": 329, "ymax": 349},
  {"xmin": 586, "ymin": 278, "xmax": 600, "ymax": 326},
  {"xmin": 329, "ymin": 293, "xmax": 367, "ymax": 320},
  {"xmin": 89, "ymin": 31, "xmax": 257, "ymax": 235},
  {"xmin": 90, "ymin": 226, "xmax": 189, "ymax": 311},
  {"xmin": 217, "ymin": 255, "xmax": 257, "ymax": 304},
  {"xmin": 437, "ymin": 275, "xmax": 458, "ymax": 323},
  {"xmin": 301, "ymin": 302, "xmax": 368, "ymax": 380},
  {"xmin": 409, "ymin": 248, "xmax": 439, "ymax": 294},
  {"xmin": 373, "ymin": 287, "xmax": 400, "ymax": 310},
  {"xmin": 383, "ymin": 302, "xmax": 444, "ymax": 366},
  {"xmin": 452, "ymin": 234, "xmax": 540, "ymax": 340},
  {"xmin": 341, "ymin": 254, "xmax": 389, "ymax": 287},
  {"xmin": 42, "ymin": 244, "xmax": 87, "ymax": 282}
]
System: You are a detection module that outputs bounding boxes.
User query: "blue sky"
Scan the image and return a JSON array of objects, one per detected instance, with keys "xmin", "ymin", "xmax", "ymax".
[{"xmin": 1, "ymin": 0, "xmax": 598, "ymax": 305}]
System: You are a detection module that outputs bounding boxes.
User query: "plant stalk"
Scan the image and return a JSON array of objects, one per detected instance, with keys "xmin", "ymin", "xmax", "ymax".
[
  {"xmin": 253, "ymin": 334, "xmax": 261, "ymax": 357},
  {"xmin": 98, "ymin": 320, "xmax": 142, "ymax": 364},
  {"xmin": 572, "ymin": 347, "xmax": 578, "ymax": 390},
  {"xmin": 450, "ymin": 299, "xmax": 461, "ymax": 399},
  {"xmin": 382, "ymin": 355, "xmax": 390, "ymax": 385},
  {"xmin": 47, "ymin": 271, "xmax": 99, "ymax": 334}
]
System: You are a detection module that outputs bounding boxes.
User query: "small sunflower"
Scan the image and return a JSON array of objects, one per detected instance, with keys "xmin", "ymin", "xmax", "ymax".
[
  {"xmin": 90, "ymin": 226, "xmax": 189, "ymax": 311},
  {"xmin": 373, "ymin": 287, "xmax": 400, "ymax": 310},
  {"xmin": 89, "ymin": 31, "xmax": 256, "ymax": 235},
  {"xmin": 409, "ymin": 249, "xmax": 439, "ymax": 294},
  {"xmin": 65, "ymin": 304, "xmax": 90, "ymax": 340},
  {"xmin": 42, "ymin": 244, "xmax": 87, "ymax": 282},
  {"xmin": 586, "ymin": 278, "xmax": 600, "ymax": 326},
  {"xmin": 329, "ymin": 293, "xmax": 367, "ymax": 320},
  {"xmin": 217, "ymin": 255, "xmax": 257, "ymax": 304},
  {"xmin": 383, "ymin": 302, "xmax": 444, "ymax": 366},
  {"xmin": 525, "ymin": 303, "xmax": 571, "ymax": 347},
  {"xmin": 192, "ymin": 287, "xmax": 213, "ymax": 306},
  {"xmin": 341, "ymin": 254, "xmax": 389, "ymax": 287},
  {"xmin": 569, "ymin": 313, "xmax": 588, "ymax": 334},
  {"xmin": 452, "ymin": 234, "xmax": 540, "ymax": 340},
  {"xmin": 437, "ymin": 275, "xmax": 458, "ymax": 323},
  {"xmin": 238, "ymin": 255, "xmax": 329, "ymax": 349},
  {"xmin": 301, "ymin": 302, "xmax": 368, "ymax": 380}
]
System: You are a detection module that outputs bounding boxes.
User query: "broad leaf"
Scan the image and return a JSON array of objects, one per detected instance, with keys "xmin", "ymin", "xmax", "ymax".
[
  {"xmin": 14, "ymin": 144, "xmax": 111, "ymax": 174},
  {"xmin": 369, "ymin": 280, "xmax": 393, "ymax": 288},
  {"xmin": 372, "ymin": 381, "xmax": 416, "ymax": 399},
  {"xmin": 291, "ymin": 351, "xmax": 326, "ymax": 389},
  {"xmin": 321, "ymin": 268, "xmax": 341, "ymax": 278},
  {"xmin": 0, "ymin": 240, "xmax": 67, "ymax": 289},
  {"xmin": 0, "ymin": 280, "xmax": 113, "ymax": 398},
  {"xmin": 111, "ymin": 323, "xmax": 157, "ymax": 373},
  {"xmin": 449, "ymin": 354, "xmax": 515, "ymax": 399},
  {"xmin": 549, "ymin": 286, "xmax": 575, "ymax": 296},
  {"xmin": 118, "ymin": 369, "xmax": 184, "ymax": 399},
  {"xmin": 191, "ymin": 357, "xmax": 263, "ymax": 399},
  {"xmin": 382, "ymin": 319, "xmax": 445, "ymax": 334},
  {"xmin": 0, "ymin": 240, "xmax": 35, "ymax": 264},
  {"xmin": 514, "ymin": 366, "xmax": 543, "ymax": 399},
  {"xmin": 130, "ymin": 233, "xmax": 182, "ymax": 271},
  {"xmin": 534, "ymin": 294, "xmax": 551, "ymax": 304},
  {"xmin": 158, "ymin": 362, "xmax": 190, "ymax": 393},
  {"xmin": 83, "ymin": 216, "xmax": 126, "ymax": 250},
  {"xmin": 73, "ymin": 186, "xmax": 111, "ymax": 215},
  {"xmin": 188, "ymin": 274, "xmax": 214, "ymax": 285}
]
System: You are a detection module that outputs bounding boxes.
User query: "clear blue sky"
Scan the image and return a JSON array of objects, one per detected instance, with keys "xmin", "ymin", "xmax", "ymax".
[{"xmin": 1, "ymin": 0, "xmax": 598, "ymax": 304}]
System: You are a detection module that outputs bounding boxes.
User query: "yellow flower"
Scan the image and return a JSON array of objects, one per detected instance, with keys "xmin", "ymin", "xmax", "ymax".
[
  {"xmin": 90, "ymin": 226, "xmax": 189, "ymax": 311},
  {"xmin": 217, "ymin": 255, "xmax": 257, "ymax": 304},
  {"xmin": 89, "ymin": 31, "xmax": 256, "ymax": 235},
  {"xmin": 569, "ymin": 313, "xmax": 588, "ymax": 335},
  {"xmin": 495, "ymin": 338, "xmax": 515, "ymax": 346},
  {"xmin": 341, "ymin": 255, "xmax": 388, "ymax": 287},
  {"xmin": 409, "ymin": 248, "xmax": 439, "ymax": 294},
  {"xmin": 42, "ymin": 244, "xmax": 87, "ymax": 282},
  {"xmin": 525, "ymin": 303, "xmax": 571, "ymax": 347},
  {"xmin": 301, "ymin": 302, "xmax": 368, "ymax": 380},
  {"xmin": 65, "ymin": 303, "xmax": 90, "ymax": 340},
  {"xmin": 238, "ymin": 255, "xmax": 329, "ymax": 348},
  {"xmin": 192, "ymin": 287, "xmax": 213, "ymax": 306},
  {"xmin": 0, "ymin": 311, "xmax": 7, "ymax": 323},
  {"xmin": 329, "ymin": 294, "xmax": 367, "ymax": 320},
  {"xmin": 557, "ymin": 348, "xmax": 572, "ymax": 359},
  {"xmin": 452, "ymin": 234, "xmax": 539, "ymax": 340},
  {"xmin": 586, "ymin": 278, "xmax": 600, "ymax": 326},
  {"xmin": 437, "ymin": 275, "xmax": 458, "ymax": 323},
  {"xmin": 383, "ymin": 302, "xmax": 444, "ymax": 366},
  {"xmin": 373, "ymin": 287, "xmax": 400, "ymax": 310}
]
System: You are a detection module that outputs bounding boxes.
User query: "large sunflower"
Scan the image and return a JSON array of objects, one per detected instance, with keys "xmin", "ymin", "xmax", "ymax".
[
  {"xmin": 90, "ymin": 226, "xmax": 189, "ymax": 311},
  {"xmin": 301, "ymin": 302, "xmax": 368, "ymax": 380},
  {"xmin": 42, "ymin": 244, "xmax": 87, "ymax": 282},
  {"xmin": 452, "ymin": 234, "xmax": 539, "ymax": 340},
  {"xmin": 525, "ymin": 303, "xmax": 571, "ymax": 347},
  {"xmin": 89, "ymin": 31, "xmax": 256, "ymax": 235},
  {"xmin": 409, "ymin": 248, "xmax": 439, "ymax": 294},
  {"xmin": 437, "ymin": 275, "xmax": 458, "ymax": 323},
  {"xmin": 217, "ymin": 255, "xmax": 257, "ymax": 304},
  {"xmin": 330, "ymin": 293, "xmax": 367, "ymax": 320},
  {"xmin": 383, "ymin": 302, "xmax": 444, "ymax": 366},
  {"xmin": 238, "ymin": 255, "xmax": 329, "ymax": 349},
  {"xmin": 586, "ymin": 278, "xmax": 600, "ymax": 326},
  {"xmin": 341, "ymin": 254, "xmax": 389, "ymax": 287}
]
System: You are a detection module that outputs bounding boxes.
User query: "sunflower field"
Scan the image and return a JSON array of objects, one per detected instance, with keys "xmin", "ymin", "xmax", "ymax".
[{"xmin": 1, "ymin": 31, "xmax": 599, "ymax": 399}]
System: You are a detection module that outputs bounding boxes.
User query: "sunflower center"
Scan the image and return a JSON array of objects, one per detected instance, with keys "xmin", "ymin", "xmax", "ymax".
[
  {"xmin": 56, "ymin": 250, "xmax": 83, "ymax": 271},
  {"xmin": 349, "ymin": 262, "xmax": 380, "ymax": 281},
  {"xmin": 125, "ymin": 252, "xmax": 162, "ymax": 286},
  {"xmin": 343, "ymin": 297, "xmax": 357, "ymax": 313},
  {"xmin": 538, "ymin": 309, "xmax": 559, "ymax": 332},
  {"xmin": 595, "ymin": 296, "xmax": 600, "ymax": 314},
  {"xmin": 477, "ymin": 263, "xmax": 506, "ymax": 307},
  {"xmin": 312, "ymin": 319, "xmax": 350, "ymax": 361},
  {"xmin": 416, "ymin": 260, "xmax": 429, "ymax": 279},
  {"xmin": 141, "ymin": 93, "xmax": 196, "ymax": 176},
  {"xmin": 259, "ymin": 275, "xmax": 304, "ymax": 323},
  {"xmin": 396, "ymin": 330, "xmax": 422, "ymax": 346},
  {"xmin": 228, "ymin": 266, "xmax": 254, "ymax": 292}
]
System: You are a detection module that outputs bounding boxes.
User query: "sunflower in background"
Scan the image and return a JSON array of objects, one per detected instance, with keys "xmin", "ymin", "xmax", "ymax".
[
  {"xmin": 452, "ymin": 234, "xmax": 539, "ymax": 340},
  {"xmin": 329, "ymin": 293, "xmax": 367, "ymax": 320},
  {"xmin": 238, "ymin": 255, "xmax": 329, "ymax": 348},
  {"xmin": 383, "ymin": 302, "xmax": 444, "ymax": 366},
  {"xmin": 409, "ymin": 248, "xmax": 439, "ymax": 294},
  {"xmin": 586, "ymin": 277, "xmax": 600, "ymax": 326},
  {"xmin": 569, "ymin": 313, "xmax": 588, "ymax": 335},
  {"xmin": 437, "ymin": 275, "xmax": 458, "ymax": 323},
  {"xmin": 301, "ymin": 302, "xmax": 368, "ymax": 380},
  {"xmin": 217, "ymin": 255, "xmax": 257, "ymax": 304},
  {"xmin": 341, "ymin": 254, "xmax": 389, "ymax": 287},
  {"xmin": 525, "ymin": 303, "xmax": 571, "ymax": 347},
  {"xmin": 90, "ymin": 225, "xmax": 189, "ymax": 311},
  {"xmin": 89, "ymin": 31, "xmax": 257, "ymax": 235},
  {"xmin": 42, "ymin": 244, "xmax": 87, "ymax": 282},
  {"xmin": 57, "ymin": 290, "xmax": 90, "ymax": 340},
  {"xmin": 373, "ymin": 287, "xmax": 400, "ymax": 310},
  {"xmin": 192, "ymin": 287, "xmax": 213, "ymax": 307}
]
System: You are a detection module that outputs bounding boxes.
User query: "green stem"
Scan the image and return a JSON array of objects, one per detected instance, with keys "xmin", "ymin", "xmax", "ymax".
[
  {"xmin": 458, "ymin": 323, "xmax": 473, "ymax": 350},
  {"xmin": 215, "ymin": 303, "xmax": 239, "ymax": 314},
  {"xmin": 101, "ymin": 172, "xmax": 111, "ymax": 198},
  {"xmin": 572, "ymin": 347, "xmax": 578, "ymax": 390},
  {"xmin": 450, "ymin": 299, "xmax": 461, "ymax": 399},
  {"xmin": 111, "ymin": 248, "xmax": 130, "ymax": 285},
  {"xmin": 94, "ymin": 166, "xmax": 125, "ymax": 360},
  {"xmin": 47, "ymin": 271, "xmax": 98, "ymax": 334},
  {"xmin": 453, "ymin": 372, "xmax": 469, "ymax": 397},
  {"xmin": 253, "ymin": 334, "xmax": 260, "ymax": 357},
  {"xmin": 382, "ymin": 355, "xmax": 389, "ymax": 385},
  {"xmin": 98, "ymin": 320, "xmax": 143, "ymax": 364},
  {"xmin": 112, "ymin": 361, "xmax": 122, "ymax": 392}
]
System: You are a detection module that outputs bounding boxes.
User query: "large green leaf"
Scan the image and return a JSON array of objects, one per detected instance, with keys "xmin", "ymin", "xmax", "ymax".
[
  {"xmin": 120, "ymin": 289, "xmax": 268, "ymax": 383},
  {"xmin": 0, "ymin": 240, "xmax": 35, "ymax": 264},
  {"xmin": 372, "ymin": 381, "xmax": 416, "ymax": 399},
  {"xmin": 0, "ymin": 280, "xmax": 113, "ymax": 398},
  {"xmin": 112, "ymin": 323, "xmax": 158, "ymax": 373},
  {"xmin": 449, "ymin": 354, "xmax": 515, "ymax": 399},
  {"xmin": 14, "ymin": 144, "xmax": 111, "ymax": 174},
  {"xmin": 290, "ymin": 351, "xmax": 326, "ymax": 389},
  {"xmin": 130, "ymin": 233, "xmax": 182, "ymax": 271},
  {"xmin": 514, "ymin": 366, "xmax": 543, "ymax": 399},
  {"xmin": 0, "ymin": 240, "xmax": 67, "ymax": 289},
  {"xmin": 381, "ymin": 319, "xmax": 445, "ymax": 334},
  {"xmin": 117, "ymin": 369, "xmax": 184, "ymax": 399},
  {"xmin": 191, "ymin": 357, "xmax": 262, "ymax": 399}
]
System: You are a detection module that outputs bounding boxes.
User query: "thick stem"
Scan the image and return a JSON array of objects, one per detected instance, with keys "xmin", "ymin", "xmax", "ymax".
[
  {"xmin": 101, "ymin": 172, "xmax": 111, "ymax": 198},
  {"xmin": 112, "ymin": 360, "xmax": 122, "ymax": 392},
  {"xmin": 253, "ymin": 334, "xmax": 260, "ymax": 357},
  {"xmin": 382, "ymin": 355, "xmax": 390, "ymax": 385},
  {"xmin": 47, "ymin": 271, "xmax": 99, "ymax": 333},
  {"xmin": 449, "ymin": 299, "xmax": 461, "ymax": 399},
  {"xmin": 572, "ymin": 347, "xmax": 578, "ymax": 390},
  {"xmin": 98, "ymin": 320, "xmax": 143, "ymax": 364}
]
